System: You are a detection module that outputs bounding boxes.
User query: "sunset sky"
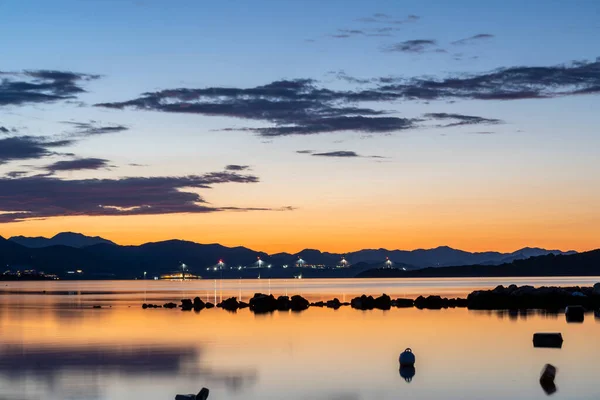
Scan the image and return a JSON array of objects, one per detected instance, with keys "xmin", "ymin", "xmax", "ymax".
[{"xmin": 1, "ymin": 0, "xmax": 599, "ymax": 253}]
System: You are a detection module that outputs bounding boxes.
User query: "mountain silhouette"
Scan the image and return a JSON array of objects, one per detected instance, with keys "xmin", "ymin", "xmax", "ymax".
[
  {"xmin": 0, "ymin": 232, "xmax": 579, "ymax": 279},
  {"xmin": 357, "ymin": 250, "xmax": 600, "ymax": 278},
  {"xmin": 9, "ymin": 232, "xmax": 115, "ymax": 248}
]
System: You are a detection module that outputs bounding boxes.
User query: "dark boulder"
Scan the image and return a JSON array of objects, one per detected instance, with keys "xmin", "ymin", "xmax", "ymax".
[
  {"xmin": 163, "ymin": 302, "xmax": 177, "ymax": 309},
  {"xmin": 181, "ymin": 299, "xmax": 193, "ymax": 311},
  {"xmin": 393, "ymin": 298, "xmax": 414, "ymax": 308},
  {"xmin": 311, "ymin": 301, "xmax": 325, "ymax": 307},
  {"xmin": 205, "ymin": 302, "xmax": 215, "ymax": 309},
  {"xmin": 533, "ymin": 333, "xmax": 563, "ymax": 348},
  {"xmin": 142, "ymin": 303, "xmax": 148, "ymax": 309},
  {"xmin": 249, "ymin": 293, "xmax": 278, "ymax": 313},
  {"xmin": 326, "ymin": 298, "xmax": 341, "ymax": 309},
  {"xmin": 373, "ymin": 294, "xmax": 392, "ymax": 310},
  {"xmin": 565, "ymin": 305, "xmax": 585, "ymax": 323},
  {"xmin": 539, "ymin": 364, "xmax": 557, "ymax": 395},
  {"xmin": 290, "ymin": 295, "xmax": 310, "ymax": 311},
  {"xmin": 415, "ymin": 295, "xmax": 446, "ymax": 309},
  {"xmin": 351, "ymin": 295, "xmax": 375, "ymax": 310},
  {"xmin": 238, "ymin": 301, "xmax": 249, "ymax": 309},
  {"xmin": 193, "ymin": 297, "xmax": 205, "ymax": 311},
  {"xmin": 219, "ymin": 297, "xmax": 240, "ymax": 311},
  {"xmin": 276, "ymin": 296, "xmax": 291, "ymax": 311}
]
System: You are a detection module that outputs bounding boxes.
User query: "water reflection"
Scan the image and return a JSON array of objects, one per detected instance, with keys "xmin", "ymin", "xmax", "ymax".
[
  {"xmin": 399, "ymin": 366, "xmax": 416, "ymax": 383},
  {"xmin": 1, "ymin": 279, "xmax": 600, "ymax": 400}
]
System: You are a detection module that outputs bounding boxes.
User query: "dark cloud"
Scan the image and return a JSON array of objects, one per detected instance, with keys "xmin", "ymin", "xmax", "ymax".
[
  {"xmin": 45, "ymin": 158, "xmax": 112, "ymax": 172},
  {"xmin": 252, "ymin": 116, "xmax": 416, "ymax": 137},
  {"xmin": 225, "ymin": 164, "xmax": 250, "ymax": 171},
  {"xmin": 62, "ymin": 121, "xmax": 129, "ymax": 136},
  {"xmin": 296, "ymin": 150, "xmax": 314, "ymax": 154},
  {"xmin": 96, "ymin": 58, "xmax": 600, "ymax": 137},
  {"xmin": 356, "ymin": 14, "xmax": 420, "ymax": 24},
  {"xmin": 97, "ymin": 79, "xmax": 419, "ymax": 137},
  {"xmin": 0, "ymin": 170, "xmax": 291, "ymax": 223},
  {"xmin": 307, "ymin": 150, "xmax": 385, "ymax": 159},
  {"xmin": 0, "ymin": 136, "xmax": 74, "ymax": 164},
  {"xmin": 375, "ymin": 58, "xmax": 600, "ymax": 101},
  {"xmin": 452, "ymin": 33, "xmax": 495, "ymax": 45},
  {"xmin": 384, "ymin": 39, "xmax": 439, "ymax": 53},
  {"xmin": 424, "ymin": 113, "xmax": 502, "ymax": 127},
  {"xmin": 328, "ymin": 71, "xmax": 373, "ymax": 85},
  {"xmin": 5, "ymin": 171, "xmax": 29, "ymax": 178},
  {"xmin": 0, "ymin": 70, "xmax": 100, "ymax": 107},
  {"xmin": 0, "ymin": 126, "xmax": 9, "ymax": 134}
]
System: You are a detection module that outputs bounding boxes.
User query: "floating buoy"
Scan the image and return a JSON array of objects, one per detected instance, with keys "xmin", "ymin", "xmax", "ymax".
[
  {"xmin": 565, "ymin": 305, "xmax": 585, "ymax": 323},
  {"xmin": 399, "ymin": 348, "xmax": 415, "ymax": 367},
  {"xmin": 399, "ymin": 365, "xmax": 416, "ymax": 383}
]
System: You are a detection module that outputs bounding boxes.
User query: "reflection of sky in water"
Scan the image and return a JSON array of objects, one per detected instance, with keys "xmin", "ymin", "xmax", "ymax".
[{"xmin": 0, "ymin": 279, "xmax": 599, "ymax": 399}]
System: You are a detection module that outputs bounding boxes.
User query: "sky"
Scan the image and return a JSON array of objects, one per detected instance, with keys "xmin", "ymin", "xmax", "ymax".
[{"xmin": 0, "ymin": 0, "xmax": 599, "ymax": 253}]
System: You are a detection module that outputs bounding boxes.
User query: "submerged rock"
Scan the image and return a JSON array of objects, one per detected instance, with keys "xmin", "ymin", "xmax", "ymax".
[
  {"xmin": 193, "ymin": 297, "xmax": 205, "ymax": 311},
  {"xmin": 219, "ymin": 297, "xmax": 240, "ymax": 311},
  {"xmin": 175, "ymin": 387, "xmax": 209, "ymax": 400},
  {"xmin": 533, "ymin": 333, "xmax": 563, "ymax": 348},
  {"xmin": 290, "ymin": 295, "xmax": 310, "ymax": 311},
  {"xmin": 565, "ymin": 305, "xmax": 585, "ymax": 323},
  {"xmin": 249, "ymin": 293, "xmax": 278, "ymax": 313},
  {"xmin": 326, "ymin": 298, "xmax": 341, "ymax": 309},
  {"xmin": 540, "ymin": 364, "xmax": 557, "ymax": 395},
  {"xmin": 392, "ymin": 298, "xmax": 414, "ymax": 308},
  {"xmin": 181, "ymin": 299, "xmax": 193, "ymax": 311},
  {"xmin": 163, "ymin": 302, "xmax": 177, "ymax": 309}
]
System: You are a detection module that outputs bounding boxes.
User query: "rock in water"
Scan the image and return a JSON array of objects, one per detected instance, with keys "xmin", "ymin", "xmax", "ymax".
[
  {"xmin": 533, "ymin": 333, "xmax": 563, "ymax": 348},
  {"xmin": 181, "ymin": 299, "xmax": 193, "ymax": 311},
  {"xmin": 540, "ymin": 364, "xmax": 557, "ymax": 395},
  {"xmin": 290, "ymin": 295, "xmax": 310, "ymax": 311},
  {"xmin": 593, "ymin": 283, "xmax": 600, "ymax": 296},
  {"xmin": 175, "ymin": 387, "xmax": 209, "ymax": 400},
  {"xmin": 565, "ymin": 305, "xmax": 585, "ymax": 323},
  {"xmin": 399, "ymin": 348, "xmax": 416, "ymax": 367}
]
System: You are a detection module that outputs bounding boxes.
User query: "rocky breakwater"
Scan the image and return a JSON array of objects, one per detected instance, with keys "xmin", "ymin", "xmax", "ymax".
[
  {"xmin": 467, "ymin": 284, "xmax": 600, "ymax": 310},
  {"xmin": 249, "ymin": 293, "xmax": 311, "ymax": 313}
]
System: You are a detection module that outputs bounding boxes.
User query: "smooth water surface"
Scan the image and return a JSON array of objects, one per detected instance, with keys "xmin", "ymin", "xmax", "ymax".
[{"xmin": 1, "ymin": 277, "xmax": 599, "ymax": 400}]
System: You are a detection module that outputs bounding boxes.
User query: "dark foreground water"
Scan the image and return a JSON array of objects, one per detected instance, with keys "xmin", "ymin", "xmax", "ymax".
[{"xmin": 1, "ymin": 277, "xmax": 599, "ymax": 400}]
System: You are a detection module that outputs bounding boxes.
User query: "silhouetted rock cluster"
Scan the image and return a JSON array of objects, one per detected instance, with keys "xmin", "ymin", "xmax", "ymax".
[
  {"xmin": 467, "ymin": 284, "xmax": 600, "ymax": 310},
  {"xmin": 414, "ymin": 296, "xmax": 468, "ymax": 309},
  {"xmin": 141, "ymin": 283, "xmax": 600, "ymax": 314}
]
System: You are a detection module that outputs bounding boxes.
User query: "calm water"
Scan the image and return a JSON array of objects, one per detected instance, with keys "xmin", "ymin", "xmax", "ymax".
[{"xmin": 1, "ymin": 277, "xmax": 600, "ymax": 400}]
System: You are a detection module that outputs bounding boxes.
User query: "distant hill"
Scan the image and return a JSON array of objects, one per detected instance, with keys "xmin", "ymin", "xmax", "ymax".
[
  {"xmin": 0, "ymin": 231, "xmax": 581, "ymax": 279},
  {"xmin": 9, "ymin": 232, "xmax": 116, "ymax": 248},
  {"xmin": 356, "ymin": 250, "xmax": 600, "ymax": 278}
]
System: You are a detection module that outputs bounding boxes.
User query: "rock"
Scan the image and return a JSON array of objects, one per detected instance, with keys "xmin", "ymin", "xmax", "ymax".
[
  {"xmin": 311, "ymin": 301, "xmax": 325, "ymax": 307},
  {"xmin": 181, "ymin": 299, "xmax": 193, "ymax": 311},
  {"xmin": 164, "ymin": 302, "xmax": 177, "ymax": 309},
  {"xmin": 193, "ymin": 297, "xmax": 205, "ymax": 311},
  {"xmin": 290, "ymin": 295, "xmax": 310, "ymax": 311},
  {"xmin": 238, "ymin": 301, "xmax": 249, "ymax": 309},
  {"xmin": 326, "ymin": 298, "xmax": 341, "ymax": 309},
  {"xmin": 142, "ymin": 303, "xmax": 148, "ymax": 309},
  {"xmin": 92, "ymin": 305, "xmax": 102, "ymax": 309},
  {"xmin": 175, "ymin": 387, "xmax": 209, "ymax": 400},
  {"xmin": 593, "ymin": 283, "xmax": 600, "ymax": 296},
  {"xmin": 205, "ymin": 302, "xmax": 214, "ymax": 309},
  {"xmin": 565, "ymin": 305, "xmax": 584, "ymax": 323},
  {"xmin": 399, "ymin": 348, "xmax": 415, "ymax": 367},
  {"xmin": 539, "ymin": 364, "xmax": 557, "ymax": 395},
  {"xmin": 373, "ymin": 294, "xmax": 392, "ymax": 310},
  {"xmin": 393, "ymin": 298, "xmax": 414, "ymax": 308},
  {"xmin": 533, "ymin": 333, "xmax": 563, "ymax": 348},
  {"xmin": 219, "ymin": 297, "xmax": 240, "ymax": 311},
  {"xmin": 351, "ymin": 295, "xmax": 375, "ymax": 310},
  {"xmin": 572, "ymin": 291, "xmax": 586, "ymax": 297},
  {"xmin": 276, "ymin": 296, "xmax": 291, "ymax": 311},
  {"xmin": 249, "ymin": 293, "xmax": 278, "ymax": 313},
  {"xmin": 414, "ymin": 295, "xmax": 446, "ymax": 309}
]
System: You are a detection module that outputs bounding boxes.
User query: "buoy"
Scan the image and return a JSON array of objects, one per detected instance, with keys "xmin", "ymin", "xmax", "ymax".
[
  {"xmin": 399, "ymin": 348, "xmax": 415, "ymax": 367},
  {"xmin": 399, "ymin": 365, "xmax": 416, "ymax": 383}
]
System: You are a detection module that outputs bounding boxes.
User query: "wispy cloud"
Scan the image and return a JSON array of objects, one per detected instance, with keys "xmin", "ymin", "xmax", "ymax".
[
  {"xmin": 0, "ymin": 169, "xmax": 293, "ymax": 223},
  {"xmin": 298, "ymin": 150, "xmax": 385, "ymax": 159},
  {"xmin": 424, "ymin": 113, "xmax": 502, "ymax": 127},
  {"xmin": 62, "ymin": 121, "xmax": 129, "ymax": 137},
  {"xmin": 225, "ymin": 164, "xmax": 251, "ymax": 171},
  {"xmin": 44, "ymin": 158, "xmax": 112, "ymax": 172},
  {"xmin": 0, "ymin": 70, "xmax": 100, "ymax": 107},
  {"xmin": 0, "ymin": 136, "xmax": 74, "ymax": 164},
  {"xmin": 451, "ymin": 33, "xmax": 495, "ymax": 45},
  {"xmin": 384, "ymin": 39, "xmax": 441, "ymax": 53}
]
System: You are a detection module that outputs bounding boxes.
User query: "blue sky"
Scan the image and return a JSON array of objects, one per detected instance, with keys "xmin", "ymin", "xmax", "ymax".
[{"xmin": 0, "ymin": 0, "xmax": 599, "ymax": 252}]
